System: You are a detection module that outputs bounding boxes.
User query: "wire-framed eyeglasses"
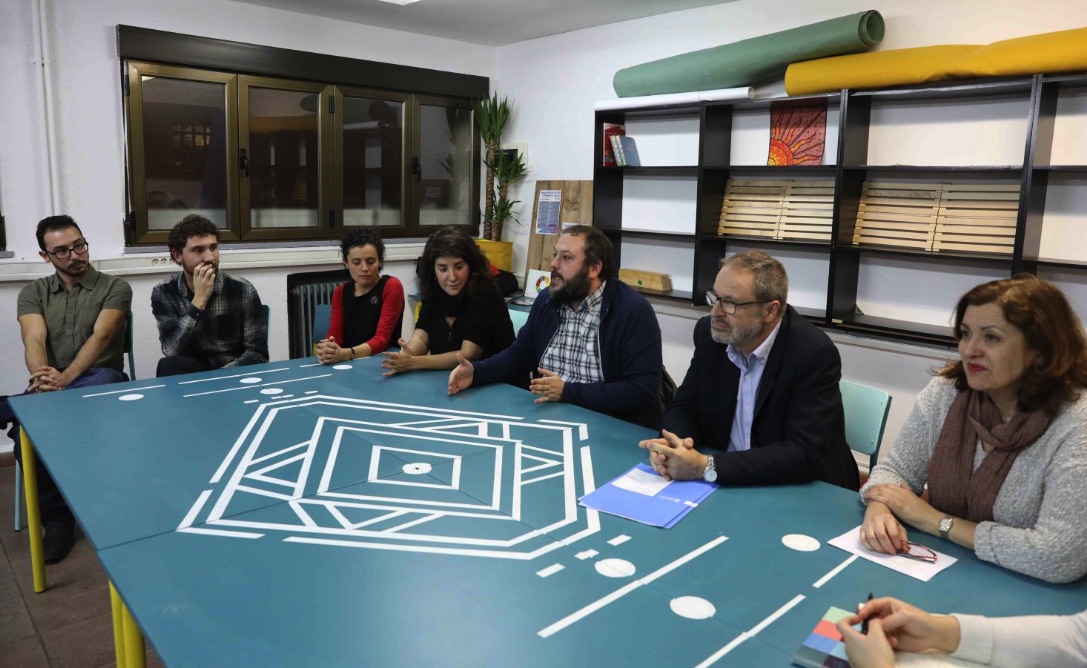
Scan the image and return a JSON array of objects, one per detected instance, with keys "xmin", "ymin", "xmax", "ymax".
[
  {"xmin": 45, "ymin": 241, "xmax": 89, "ymax": 259},
  {"xmin": 704, "ymin": 290, "xmax": 768, "ymax": 315},
  {"xmin": 896, "ymin": 541, "xmax": 937, "ymax": 563}
]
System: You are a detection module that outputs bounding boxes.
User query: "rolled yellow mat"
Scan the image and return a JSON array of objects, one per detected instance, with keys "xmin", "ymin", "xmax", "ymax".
[{"xmin": 785, "ymin": 26, "xmax": 1087, "ymax": 95}]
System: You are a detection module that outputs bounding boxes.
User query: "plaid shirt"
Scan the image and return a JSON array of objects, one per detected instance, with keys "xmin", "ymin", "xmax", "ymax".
[
  {"xmin": 539, "ymin": 281, "xmax": 605, "ymax": 383},
  {"xmin": 151, "ymin": 270, "xmax": 267, "ymax": 369}
]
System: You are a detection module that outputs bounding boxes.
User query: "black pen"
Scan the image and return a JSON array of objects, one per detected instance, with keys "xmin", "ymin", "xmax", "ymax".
[{"xmin": 861, "ymin": 592, "xmax": 874, "ymax": 635}]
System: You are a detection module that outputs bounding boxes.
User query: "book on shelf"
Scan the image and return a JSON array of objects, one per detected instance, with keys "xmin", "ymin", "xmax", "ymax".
[
  {"xmin": 619, "ymin": 136, "xmax": 641, "ymax": 167},
  {"xmin": 610, "ymin": 134, "xmax": 627, "ymax": 166},
  {"xmin": 602, "ymin": 122, "xmax": 626, "ymax": 166}
]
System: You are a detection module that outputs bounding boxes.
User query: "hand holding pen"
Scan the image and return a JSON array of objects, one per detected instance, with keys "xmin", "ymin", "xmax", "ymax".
[{"xmin": 836, "ymin": 596, "xmax": 963, "ymax": 665}]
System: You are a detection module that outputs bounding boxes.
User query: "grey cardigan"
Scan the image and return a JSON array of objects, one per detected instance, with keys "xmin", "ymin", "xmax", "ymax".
[{"xmin": 863, "ymin": 377, "xmax": 1087, "ymax": 583}]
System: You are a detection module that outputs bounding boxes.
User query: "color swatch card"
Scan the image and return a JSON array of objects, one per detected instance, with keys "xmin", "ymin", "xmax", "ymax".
[
  {"xmin": 791, "ymin": 606, "xmax": 852, "ymax": 668},
  {"xmin": 578, "ymin": 463, "xmax": 716, "ymax": 528}
]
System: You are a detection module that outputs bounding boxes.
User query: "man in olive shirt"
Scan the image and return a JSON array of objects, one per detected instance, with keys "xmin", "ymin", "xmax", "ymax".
[{"xmin": 6, "ymin": 215, "xmax": 132, "ymax": 564}]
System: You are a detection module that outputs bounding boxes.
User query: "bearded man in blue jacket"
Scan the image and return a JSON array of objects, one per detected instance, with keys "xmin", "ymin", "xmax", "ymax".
[{"xmin": 448, "ymin": 225, "xmax": 663, "ymax": 429}]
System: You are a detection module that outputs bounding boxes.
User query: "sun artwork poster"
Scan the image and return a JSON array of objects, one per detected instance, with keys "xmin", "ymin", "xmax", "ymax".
[{"xmin": 767, "ymin": 100, "xmax": 828, "ymax": 166}]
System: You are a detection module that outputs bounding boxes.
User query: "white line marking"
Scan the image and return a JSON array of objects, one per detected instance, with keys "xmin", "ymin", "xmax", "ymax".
[
  {"xmin": 695, "ymin": 594, "xmax": 806, "ymax": 667},
  {"xmin": 178, "ymin": 490, "xmax": 213, "ymax": 529},
  {"xmin": 305, "ymin": 390, "xmax": 319, "ymax": 394},
  {"xmin": 83, "ymin": 385, "xmax": 166, "ymax": 397},
  {"xmin": 694, "ymin": 633, "xmax": 750, "ymax": 668},
  {"xmin": 384, "ymin": 514, "xmax": 441, "ymax": 534},
  {"xmin": 538, "ymin": 535, "xmax": 728, "ymax": 638},
  {"xmin": 522, "ymin": 470, "xmax": 566, "ymax": 486},
  {"xmin": 263, "ymin": 375, "xmax": 331, "ymax": 387},
  {"xmin": 749, "ymin": 594, "xmax": 805, "ymax": 637},
  {"xmin": 575, "ymin": 549, "xmax": 598, "ymax": 560},
  {"xmin": 608, "ymin": 535, "xmax": 631, "ymax": 546},
  {"xmin": 813, "ymin": 554, "xmax": 858, "ymax": 588},
  {"xmin": 244, "ymin": 399, "xmax": 259, "ymax": 404},
  {"xmin": 284, "ymin": 536, "xmax": 565, "ymax": 559},
  {"xmin": 180, "ymin": 527, "xmax": 264, "ymax": 539},
  {"xmin": 179, "ymin": 368, "xmax": 291, "ymax": 384},
  {"xmin": 182, "ymin": 374, "xmax": 332, "ymax": 397},
  {"xmin": 537, "ymin": 564, "xmax": 564, "ymax": 578}
]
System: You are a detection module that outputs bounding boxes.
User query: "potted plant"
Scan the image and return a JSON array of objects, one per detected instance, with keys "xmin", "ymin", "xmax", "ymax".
[{"xmin": 474, "ymin": 93, "xmax": 527, "ymax": 270}]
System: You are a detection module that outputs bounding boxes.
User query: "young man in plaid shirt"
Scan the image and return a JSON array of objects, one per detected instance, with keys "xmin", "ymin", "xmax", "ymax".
[{"xmin": 151, "ymin": 214, "xmax": 268, "ymax": 376}]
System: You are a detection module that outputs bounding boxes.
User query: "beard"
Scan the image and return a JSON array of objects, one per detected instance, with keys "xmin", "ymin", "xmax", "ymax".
[
  {"xmin": 710, "ymin": 316, "xmax": 764, "ymax": 347},
  {"xmin": 550, "ymin": 266, "xmax": 593, "ymax": 305}
]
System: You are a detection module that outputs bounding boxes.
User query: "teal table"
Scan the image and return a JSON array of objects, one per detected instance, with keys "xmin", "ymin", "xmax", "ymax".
[{"xmin": 12, "ymin": 356, "xmax": 1087, "ymax": 666}]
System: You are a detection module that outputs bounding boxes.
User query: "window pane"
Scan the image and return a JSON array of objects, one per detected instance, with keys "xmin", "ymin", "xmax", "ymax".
[
  {"xmin": 141, "ymin": 76, "xmax": 228, "ymax": 230},
  {"xmin": 419, "ymin": 104, "xmax": 473, "ymax": 227},
  {"xmin": 343, "ymin": 96, "xmax": 403, "ymax": 228},
  {"xmin": 248, "ymin": 88, "xmax": 320, "ymax": 228}
]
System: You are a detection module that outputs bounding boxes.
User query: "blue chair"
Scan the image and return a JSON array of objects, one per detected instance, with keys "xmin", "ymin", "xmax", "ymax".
[
  {"xmin": 261, "ymin": 304, "xmax": 271, "ymax": 357},
  {"xmin": 312, "ymin": 304, "xmax": 332, "ymax": 355},
  {"xmin": 16, "ymin": 312, "xmax": 137, "ymax": 531},
  {"xmin": 508, "ymin": 307, "xmax": 529, "ymax": 335},
  {"xmin": 840, "ymin": 380, "xmax": 892, "ymax": 471}
]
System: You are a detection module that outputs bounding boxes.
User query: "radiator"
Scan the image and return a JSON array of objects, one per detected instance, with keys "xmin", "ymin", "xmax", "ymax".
[{"xmin": 287, "ymin": 277, "xmax": 342, "ymax": 359}]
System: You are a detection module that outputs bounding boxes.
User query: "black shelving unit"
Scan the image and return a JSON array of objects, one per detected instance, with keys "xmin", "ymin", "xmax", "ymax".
[{"xmin": 593, "ymin": 73, "xmax": 1087, "ymax": 345}]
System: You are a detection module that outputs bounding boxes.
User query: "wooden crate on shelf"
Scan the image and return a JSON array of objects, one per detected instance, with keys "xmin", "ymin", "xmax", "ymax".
[
  {"xmin": 778, "ymin": 181, "xmax": 834, "ymax": 241},
  {"xmin": 618, "ymin": 268, "xmax": 673, "ymax": 292},
  {"xmin": 854, "ymin": 181, "xmax": 941, "ymax": 249},
  {"xmin": 719, "ymin": 179, "xmax": 783, "ymax": 237},
  {"xmin": 719, "ymin": 179, "xmax": 833, "ymax": 241},
  {"xmin": 854, "ymin": 180, "xmax": 1019, "ymax": 254},
  {"xmin": 933, "ymin": 183, "xmax": 1019, "ymax": 254}
]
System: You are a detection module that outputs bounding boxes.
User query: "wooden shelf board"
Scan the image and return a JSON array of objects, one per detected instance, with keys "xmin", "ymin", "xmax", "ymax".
[{"xmin": 835, "ymin": 315, "xmax": 954, "ymax": 346}]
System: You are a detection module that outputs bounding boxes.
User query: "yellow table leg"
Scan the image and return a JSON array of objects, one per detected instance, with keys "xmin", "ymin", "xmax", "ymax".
[
  {"xmin": 121, "ymin": 599, "xmax": 146, "ymax": 668},
  {"xmin": 19, "ymin": 427, "xmax": 47, "ymax": 593},
  {"xmin": 110, "ymin": 581, "xmax": 127, "ymax": 668}
]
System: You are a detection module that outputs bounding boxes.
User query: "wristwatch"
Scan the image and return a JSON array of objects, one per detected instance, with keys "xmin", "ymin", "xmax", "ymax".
[
  {"xmin": 702, "ymin": 455, "xmax": 717, "ymax": 483},
  {"xmin": 939, "ymin": 516, "xmax": 954, "ymax": 540}
]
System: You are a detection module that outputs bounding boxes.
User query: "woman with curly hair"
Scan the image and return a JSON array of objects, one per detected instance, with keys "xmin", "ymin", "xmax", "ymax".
[{"xmin": 381, "ymin": 226, "xmax": 514, "ymax": 376}]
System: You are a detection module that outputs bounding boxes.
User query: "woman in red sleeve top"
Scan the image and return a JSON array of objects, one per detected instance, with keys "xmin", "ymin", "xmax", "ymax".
[{"xmin": 316, "ymin": 228, "xmax": 405, "ymax": 364}]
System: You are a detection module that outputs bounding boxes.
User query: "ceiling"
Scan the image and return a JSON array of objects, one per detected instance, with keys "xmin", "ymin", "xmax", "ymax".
[{"xmin": 233, "ymin": 0, "xmax": 737, "ymax": 46}]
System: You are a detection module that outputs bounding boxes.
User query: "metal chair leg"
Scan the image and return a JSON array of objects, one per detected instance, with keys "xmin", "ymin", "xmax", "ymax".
[{"xmin": 14, "ymin": 459, "xmax": 22, "ymax": 532}]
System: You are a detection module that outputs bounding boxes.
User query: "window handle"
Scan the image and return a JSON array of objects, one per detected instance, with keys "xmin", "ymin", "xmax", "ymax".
[
  {"xmin": 412, "ymin": 156, "xmax": 421, "ymax": 182},
  {"xmin": 239, "ymin": 148, "xmax": 250, "ymax": 178}
]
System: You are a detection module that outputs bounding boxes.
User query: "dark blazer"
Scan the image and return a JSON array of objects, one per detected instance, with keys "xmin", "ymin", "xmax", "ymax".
[{"xmin": 662, "ymin": 306, "xmax": 859, "ymax": 490}]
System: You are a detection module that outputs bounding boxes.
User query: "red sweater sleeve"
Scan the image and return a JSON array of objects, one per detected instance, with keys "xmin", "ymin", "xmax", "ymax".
[
  {"xmin": 328, "ymin": 283, "xmax": 345, "ymax": 345},
  {"xmin": 365, "ymin": 276, "xmax": 405, "ymax": 354}
]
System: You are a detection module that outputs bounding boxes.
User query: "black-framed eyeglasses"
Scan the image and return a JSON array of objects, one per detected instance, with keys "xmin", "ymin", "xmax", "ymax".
[
  {"xmin": 896, "ymin": 541, "xmax": 937, "ymax": 563},
  {"xmin": 705, "ymin": 290, "xmax": 768, "ymax": 315},
  {"xmin": 45, "ymin": 240, "xmax": 89, "ymax": 259}
]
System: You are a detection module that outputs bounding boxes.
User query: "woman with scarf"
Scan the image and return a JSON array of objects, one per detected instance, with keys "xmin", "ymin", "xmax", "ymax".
[
  {"xmin": 381, "ymin": 226, "xmax": 514, "ymax": 376},
  {"xmin": 860, "ymin": 275, "xmax": 1087, "ymax": 583}
]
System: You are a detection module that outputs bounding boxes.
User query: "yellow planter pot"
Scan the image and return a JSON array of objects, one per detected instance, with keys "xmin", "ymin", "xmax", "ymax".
[{"xmin": 476, "ymin": 239, "xmax": 514, "ymax": 272}]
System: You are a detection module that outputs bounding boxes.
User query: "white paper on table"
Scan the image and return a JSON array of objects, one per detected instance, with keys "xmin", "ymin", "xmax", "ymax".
[
  {"xmin": 828, "ymin": 526, "xmax": 957, "ymax": 582},
  {"xmin": 611, "ymin": 466, "xmax": 672, "ymax": 496}
]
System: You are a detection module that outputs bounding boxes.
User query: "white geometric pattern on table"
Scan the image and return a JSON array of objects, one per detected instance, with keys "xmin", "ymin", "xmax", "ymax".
[{"xmin": 177, "ymin": 395, "xmax": 599, "ymax": 559}]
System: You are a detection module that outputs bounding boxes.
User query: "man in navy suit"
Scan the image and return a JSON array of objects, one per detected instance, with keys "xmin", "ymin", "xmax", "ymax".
[{"xmin": 641, "ymin": 251, "xmax": 859, "ymax": 490}]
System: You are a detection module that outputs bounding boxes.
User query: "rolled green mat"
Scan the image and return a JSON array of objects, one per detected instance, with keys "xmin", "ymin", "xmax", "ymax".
[{"xmin": 613, "ymin": 10, "xmax": 884, "ymax": 97}]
